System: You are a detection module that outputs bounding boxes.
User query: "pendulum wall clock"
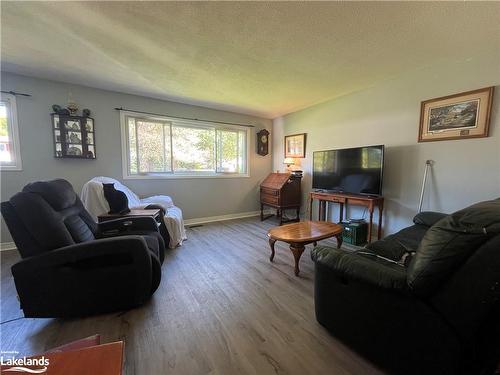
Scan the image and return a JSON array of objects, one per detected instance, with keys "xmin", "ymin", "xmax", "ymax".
[{"xmin": 257, "ymin": 129, "xmax": 269, "ymax": 156}]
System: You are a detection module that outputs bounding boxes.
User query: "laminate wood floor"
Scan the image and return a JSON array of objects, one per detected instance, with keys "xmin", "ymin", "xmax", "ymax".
[{"xmin": 0, "ymin": 217, "xmax": 384, "ymax": 375}]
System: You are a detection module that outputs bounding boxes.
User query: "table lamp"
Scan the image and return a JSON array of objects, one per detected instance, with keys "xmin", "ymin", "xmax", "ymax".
[{"xmin": 283, "ymin": 157, "xmax": 295, "ymax": 171}]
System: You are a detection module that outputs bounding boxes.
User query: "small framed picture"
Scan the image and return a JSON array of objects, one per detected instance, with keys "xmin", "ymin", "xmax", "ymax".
[
  {"xmin": 53, "ymin": 116, "xmax": 60, "ymax": 129},
  {"xmin": 87, "ymin": 145, "xmax": 95, "ymax": 158},
  {"xmin": 284, "ymin": 133, "xmax": 306, "ymax": 158},
  {"xmin": 86, "ymin": 133, "xmax": 94, "ymax": 145},
  {"xmin": 85, "ymin": 119, "xmax": 93, "ymax": 132},
  {"xmin": 66, "ymin": 120, "xmax": 81, "ymax": 131},
  {"xmin": 66, "ymin": 131, "xmax": 82, "ymax": 144},
  {"xmin": 66, "ymin": 144, "xmax": 83, "ymax": 156},
  {"xmin": 54, "ymin": 130, "xmax": 61, "ymax": 142},
  {"xmin": 55, "ymin": 143, "xmax": 62, "ymax": 157},
  {"xmin": 418, "ymin": 87, "xmax": 494, "ymax": 142}
]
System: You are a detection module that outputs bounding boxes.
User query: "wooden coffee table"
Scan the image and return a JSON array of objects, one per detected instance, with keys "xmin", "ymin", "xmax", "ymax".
[{"xmin": 267, "ymin": 220, "xmax": 343, "ymax": 276}]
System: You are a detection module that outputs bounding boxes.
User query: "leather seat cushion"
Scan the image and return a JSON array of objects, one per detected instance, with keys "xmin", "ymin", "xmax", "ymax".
[
  {"xmin": 365, "ymin": 224, "xmax": 428, "ymax": 261},
  {"xmin": 312, "ymin": 246, "xmax": 409, "ymax": 292},
  {"xmin": 408, "ymin": 198, "xmax": 500, "ymax": 296}
]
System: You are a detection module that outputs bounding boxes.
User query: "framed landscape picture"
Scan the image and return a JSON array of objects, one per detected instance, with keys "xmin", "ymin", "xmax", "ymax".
[
  {"xmin": 284, "ymin": 133, "xmax": 306, "ymax": 158},
  {"xmin": 418, "ymin": 87, "xmax": 494, "ymax": 142}
]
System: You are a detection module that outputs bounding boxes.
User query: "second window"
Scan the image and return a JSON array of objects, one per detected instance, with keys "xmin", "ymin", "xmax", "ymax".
[{"xmin": 123, "ymin": 114, "xmax": 248, "ymax": 177}]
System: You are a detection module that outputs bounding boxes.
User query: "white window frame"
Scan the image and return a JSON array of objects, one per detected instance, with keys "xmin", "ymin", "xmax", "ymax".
[
  {"xmin": 0, "ymin": 93, "xmax": 22, "ymax": 171},
  {"xmin": 120, "ymin": 111, "xmax": 250, "ymax": 179}
]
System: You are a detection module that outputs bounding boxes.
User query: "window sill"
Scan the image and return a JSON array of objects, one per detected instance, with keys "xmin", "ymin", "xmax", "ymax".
[
  {"xmin": 0, "ymin": 165, "xmax": 23, "ymax": 171},
  {"xmin": 123, "ymin": 173, "xmax": 250, "ymax": 180}
]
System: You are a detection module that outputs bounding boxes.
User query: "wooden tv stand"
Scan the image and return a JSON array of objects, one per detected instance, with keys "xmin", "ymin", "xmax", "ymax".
[{"xmin": 309, "ymin": 191, "xmax": 384, "ymax": 243}]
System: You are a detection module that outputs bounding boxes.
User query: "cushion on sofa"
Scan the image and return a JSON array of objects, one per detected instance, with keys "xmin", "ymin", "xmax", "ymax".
[
  {"xmin": 413, "ymin": 211, "xmax": 449, "ymax": 227},
  {"xmin": 364, "ymin": 212, "xmax": 447, "ymax": 263},
  {"xmin": 408, "ymin": 198, "xmax": 500, "ymax": 297},
  {"xmin": 312, "ymin": 246, "xmax": 409, "ymax": 292},
  {"xmin": 365, "ymin": 223, "xmax": 428, "ymax": 261}
]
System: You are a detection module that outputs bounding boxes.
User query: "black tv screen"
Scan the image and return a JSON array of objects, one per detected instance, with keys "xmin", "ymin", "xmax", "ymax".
[{"xmin": 312, "ymin": 145, "xmax": 384, "ymax": 195}]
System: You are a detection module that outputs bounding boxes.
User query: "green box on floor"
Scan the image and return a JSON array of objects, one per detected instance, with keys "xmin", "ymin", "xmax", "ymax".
[{"xmin": 341, "ymin": 221, "xmax": 368, "ymax": 246}]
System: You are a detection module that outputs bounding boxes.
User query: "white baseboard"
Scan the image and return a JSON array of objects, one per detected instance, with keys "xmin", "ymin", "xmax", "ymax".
[
  {"xmin": 0, "ymin": 242, "xmax": 16, "ymax": 252},
  {"xmin": 184, "ymin": 209, "xmax": 272, "ymax": 227}
]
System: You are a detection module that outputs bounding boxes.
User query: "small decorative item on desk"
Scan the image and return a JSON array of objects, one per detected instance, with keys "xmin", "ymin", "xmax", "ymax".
[
  {"xmin": 51, "ymin": 102, "xmax": 96, "ymax": 159},
  {"xmin": 283, "ymin": 157, "xmax": 295, "ymax": 171}
]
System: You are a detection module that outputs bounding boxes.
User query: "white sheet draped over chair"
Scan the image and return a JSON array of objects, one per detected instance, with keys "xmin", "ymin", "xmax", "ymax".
[{"xmin": 81, "ymin": 176, "xmax": 186, "ymax": 248}]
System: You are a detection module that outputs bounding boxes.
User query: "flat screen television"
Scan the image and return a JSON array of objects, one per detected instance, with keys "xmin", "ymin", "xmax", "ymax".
[{"xmin": 312, "ymin": 145, "xmax": 384, "ymax": 196}]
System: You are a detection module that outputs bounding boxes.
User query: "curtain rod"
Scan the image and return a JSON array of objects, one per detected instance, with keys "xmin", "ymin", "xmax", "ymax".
[
  {"xmin": 1, "ymin": 90, "xmax": 31, "ymax": 97},
  {"xmin": 114, "ymin": 107, "xmax": 255, "ymax": 128}
]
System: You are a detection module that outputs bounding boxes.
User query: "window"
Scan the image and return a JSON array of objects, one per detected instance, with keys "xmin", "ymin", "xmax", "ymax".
[
  {"xmin": 121, "ymin": 112, "xmax": 249, "ymax": 178},
  {"xmin": 0, "ymin": 93, "xmax": 22, "ymax": 170}
]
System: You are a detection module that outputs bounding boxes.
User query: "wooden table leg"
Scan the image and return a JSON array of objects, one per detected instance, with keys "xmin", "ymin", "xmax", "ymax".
[
  {"xmin": 289, "ymin": 243, "xmax": 305, "ymax": 276},
  {"xmin": 377, "ymin": 204, "xmax": 383, "ymax": 240},
  {"xmin": 368, "ymin": 209, "xmax": 374, "ymax": 244},
  {"xmin": 339, "ymin": 202, "xmax": 344, "ymax": 223},
  {"xmin": 309, "ymin": 197, "xmax": 313, "ymax": 220},
  {"xmin": 269, "ymin": 238, "xmax": 276, "ymax": 262},
  {"xmin": 336, "ymin": 234, "xmax": 343, "ymax": 249},
  {"xmin": 313, "ymin": 241, "xmax": 317, "ymax": 247},
  {"xmin": 296, "ymin": 207, "xmax": 300, "ymax": 222}
]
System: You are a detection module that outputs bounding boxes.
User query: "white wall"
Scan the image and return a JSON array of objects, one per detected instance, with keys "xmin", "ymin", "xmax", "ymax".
[
  {"xmin": 1, "ymin": 73, "xmax": 273, "ymax": 242},
  {"xmin": 273, "ymin": 56, "xmax": 500, "ymax": 236}
]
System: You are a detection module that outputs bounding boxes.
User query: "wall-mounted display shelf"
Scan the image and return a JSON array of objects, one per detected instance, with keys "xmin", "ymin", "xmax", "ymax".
[{"xmin": 51, "ymin": 114, "xmax": 96, "ymax": 159}]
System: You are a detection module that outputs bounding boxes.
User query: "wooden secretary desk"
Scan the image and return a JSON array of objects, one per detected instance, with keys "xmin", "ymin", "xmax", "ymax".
[{"xmin": 260, "ymin": 172, "xmax": 302, "ymax": 225}]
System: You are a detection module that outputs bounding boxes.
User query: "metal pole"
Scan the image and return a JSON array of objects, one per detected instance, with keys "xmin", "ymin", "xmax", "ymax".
[
  {"xmin": 418, "ymin": 160, "xmax": 433, "ymax": 213},
  {"xmin": 114, "ymin": 107, "xmax": 255, "ymax": 128},
  {"xmin": 1, "ymin": 90, "xmax": 31, "ymax": 97}
]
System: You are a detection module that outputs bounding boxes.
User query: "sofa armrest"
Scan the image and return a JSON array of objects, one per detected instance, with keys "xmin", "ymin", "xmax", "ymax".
[
  {"xmin": 311, "ymin": 246, "xmax": 409, "ymax": 292},
  {"xmin": 413, "ymin": 211, "xmax": 448, "ymax": 227},
  {"xmin": 11, "ymin": 237, "xmax": 155, "ymax": 317},
  {"xmin": 12, "ymin": 236, "xmax": 151, "ymax": 270},
  {"xmin": 98, "ymin": 216, "xmax": 159, "ymax": 235}
]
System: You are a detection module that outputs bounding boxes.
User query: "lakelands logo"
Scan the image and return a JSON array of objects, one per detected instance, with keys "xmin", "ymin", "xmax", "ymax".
[{"xmin": 1, "ymin": 352, "xmax": 49, "ymax": 373}]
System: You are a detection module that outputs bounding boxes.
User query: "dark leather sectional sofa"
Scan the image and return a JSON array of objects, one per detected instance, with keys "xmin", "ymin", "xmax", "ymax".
[{"xmin": 312, "ymin": 199, "xmax": 500, "ymax": 375}]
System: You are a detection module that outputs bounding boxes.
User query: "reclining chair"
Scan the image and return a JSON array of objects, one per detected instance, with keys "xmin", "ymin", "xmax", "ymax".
[
  {"xmin": 1, "ymin": 179, "xmax": 165, "ymax": 318},
  {"xmin": 311, "ymin": 199, "xmax": 500, "ymax": 375}
]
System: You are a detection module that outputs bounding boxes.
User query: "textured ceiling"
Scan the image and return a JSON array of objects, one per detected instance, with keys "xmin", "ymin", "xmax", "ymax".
[{"xmin": 1, "ymin": 1, "xmax": 500, "ymax": 118}]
